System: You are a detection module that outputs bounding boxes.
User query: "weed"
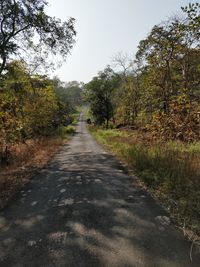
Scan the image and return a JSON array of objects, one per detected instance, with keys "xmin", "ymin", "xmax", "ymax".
[{"xmin": 56, "ymin": 125, "xmax": 75, "ymax": 138}]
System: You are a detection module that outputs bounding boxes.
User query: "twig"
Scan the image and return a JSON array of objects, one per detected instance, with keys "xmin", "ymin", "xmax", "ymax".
[{"xmin": 190, "ymin": 239, "xmax": 195, "ymax": 262}]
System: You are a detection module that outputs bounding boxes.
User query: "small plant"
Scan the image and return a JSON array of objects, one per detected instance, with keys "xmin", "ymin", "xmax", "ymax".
[
  {"xmin": 56, "ymin": 125, "xmax": 75, "ymax": 138},
  {"xmin": 65, "ymin": 125, "xmax": 76, "ymax": 135}
]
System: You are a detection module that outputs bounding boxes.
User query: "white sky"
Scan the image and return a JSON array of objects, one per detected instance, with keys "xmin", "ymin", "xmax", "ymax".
[{"xmin": 46, "ymin": 0, "xmax": 196, "ymax": 83}]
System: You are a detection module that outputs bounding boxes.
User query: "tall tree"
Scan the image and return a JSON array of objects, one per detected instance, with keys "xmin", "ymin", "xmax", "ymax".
[
  {"xmin": 86, "ymin": 66, "xmax": 119, "ymax": 128},
  {"xmin": 112, "ymin": 53, "xmax": 142, "ymax": 125}
]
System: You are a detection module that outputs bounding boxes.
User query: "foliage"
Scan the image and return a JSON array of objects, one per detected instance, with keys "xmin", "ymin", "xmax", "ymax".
[
  {"xmin": 56, "ymin": 125, "xmax": 75, "ymax": 139},
  {"xmin": 0, "ymin": 0, "xmax": 76, "ymax": 74},
  {"xmin": 53, "ymin": 78, "xmax": 84, "ymax": 114},
  {"xmin": 86, "ymin": 2, "xmax": 200, "ymax": 238},
  {"xmin": 87, "ymin": 3, "xmax": 200, "ymax": 141},
  {"xmin": 90, "ymin": 126, "xmax": 200, "ymax": 234},
  {"xmin": 64, "ymin": 125, "xmax": 76, "ymax": 135},
  {"xmin": 0, "ymin": 61, "xmax": 79, "ymax": 164},
  {"xmin": 85, "ymin": 66, "xmax": 120, "ymax": 128},
  {"xmin": 182, "ymin": 2, "xmax": 200, "ymax": 39},
  {"xmin": 151, "ymin": 93, "xmax": 200, "ymax": 141}
]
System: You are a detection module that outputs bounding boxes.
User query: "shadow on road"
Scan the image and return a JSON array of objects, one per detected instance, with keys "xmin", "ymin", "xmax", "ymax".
[{"xmin": 0, "ymin": 151, "xmax": 200, "ymax": 267}]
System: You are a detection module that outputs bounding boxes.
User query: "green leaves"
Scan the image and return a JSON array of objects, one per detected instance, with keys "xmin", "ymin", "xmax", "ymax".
[
  {"xmin": 0, "ymin": 61, "xmax": 60, "ymax": 150},
  {"xmin": 0, "ymin": 0, "xmax": 76, "ymax": 75},
  {"xmin": 181, "ymin": 2, "xmax": 200, "ymax": 38},
  {"xmin": 86, "ymin": 2, "xmax": 200, "ymax": 142},
  {"xmin": 86, "ymin": 67, "xmax": 118, "ymax": 128}
]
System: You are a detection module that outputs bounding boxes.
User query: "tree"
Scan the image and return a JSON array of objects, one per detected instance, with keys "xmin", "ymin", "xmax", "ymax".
[
  {"xmin": 136, "ymin": 12, "xmax": 200, "ymax": 114},
  {"xmin": 86, "ymin": 66, "xmax": 119, "ymax": 128},
  {"xmin": 0, "ymin": 0, "xmax": 76, "ymax": 75},
  {"xmin": 133, "ymin": 5, "xmax": 200, "ymax": 140},
  {"xmin": 182, "ymin": 2, "xmax": 200, "ymax": 39},
  {"xmin": 0, "ymin": 60, "xmax": 68, "ymax": 163},
  {"xmin": 86, "ymin": 3, "xmax": 200, "ymax": 141},
  {"xmin": 53, "ymin": 78, "xmax": 84, "ymax": 115},
  {"xmin": 64, "ymin": 81, "xmax": 84, "ymax": 108},
  {"xmin": 112, "ymin": 52, "xmax": 142, "ymax": 125}
]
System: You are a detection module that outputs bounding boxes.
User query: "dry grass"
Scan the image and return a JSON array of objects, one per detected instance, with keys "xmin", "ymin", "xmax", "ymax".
[
  {"xmin": 0, "ymin": 137, "xmax": 64, "ymax": 209},
  {"xmin": 90, "ymin": 127, "xmax": 200, "ymax": 236}
]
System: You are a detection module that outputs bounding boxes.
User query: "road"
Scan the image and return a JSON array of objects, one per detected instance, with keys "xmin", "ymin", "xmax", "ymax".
[{"xmin": 0, "ymin": 114, "xmax": 199, "ymax": 267}]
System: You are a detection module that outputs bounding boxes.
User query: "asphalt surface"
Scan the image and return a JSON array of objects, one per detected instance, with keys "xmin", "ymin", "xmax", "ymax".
[{"xmin": 0, "ymin": 114, "xmax": 200, "ymax": 267}]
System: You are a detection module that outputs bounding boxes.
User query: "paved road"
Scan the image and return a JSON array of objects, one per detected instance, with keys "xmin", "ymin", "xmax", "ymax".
[{"xmin": 0, "ymin": 114, "xmax": 199, "ymax": 267}]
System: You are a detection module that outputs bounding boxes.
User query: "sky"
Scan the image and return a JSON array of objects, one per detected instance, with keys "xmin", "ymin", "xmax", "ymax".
[{"xmin": 46, "ymin": 0, "xmax": 196, "ymax": 83}]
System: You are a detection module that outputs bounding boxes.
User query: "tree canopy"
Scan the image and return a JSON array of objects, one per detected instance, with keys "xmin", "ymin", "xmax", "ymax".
[
  {"xmin": 86, "ymin": 66, "xmax": 120, "ymax": 128},
  {"xmin": 0, "ymin": 0, "xmax": 76, "ymax": 75}
]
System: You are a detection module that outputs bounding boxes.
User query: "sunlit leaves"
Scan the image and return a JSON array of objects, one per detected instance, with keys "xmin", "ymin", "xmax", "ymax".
[
  {"xmin": 0, "ymin": 0, "xmax": 76, "ymax": 75},
  {"xmin": 0, "ymin": 61, "xmax": 60, "ymax": 152}
]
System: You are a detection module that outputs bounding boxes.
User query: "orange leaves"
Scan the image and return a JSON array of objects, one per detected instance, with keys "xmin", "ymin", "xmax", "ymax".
[{"xmin": 151, "ymin": 94, "xmax": 200, "ymax": 142}]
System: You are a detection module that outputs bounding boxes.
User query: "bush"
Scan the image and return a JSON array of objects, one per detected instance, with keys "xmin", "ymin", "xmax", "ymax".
[
  {"xmin": 56, "ymin": 125, "xmax": 75, "ymax": 138},
  {"xmin": 64, "ymin": 125, "xmax": 76, "ymax": 135}
]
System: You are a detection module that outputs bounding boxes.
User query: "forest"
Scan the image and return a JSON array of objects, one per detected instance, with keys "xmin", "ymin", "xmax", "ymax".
[
  {"xmin": 86, "ymin": 3, "xmax": 200, "ymax": 140},
  {"xmin": 86, "ymin": 3, "xmax": 200, "ymax": 236},
  {"xmin": 0, "ymin": 0, "xmax": 200, "ymax": 247}
]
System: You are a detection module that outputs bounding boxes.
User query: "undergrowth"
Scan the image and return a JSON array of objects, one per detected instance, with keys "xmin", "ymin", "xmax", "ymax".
[
  {"xmin": 89, "ymin": 126, "xmax": 200, "ymax": 235},
  {"xmin": 0, "ymin": 124, "xmax": 75, "ymax": 209}
]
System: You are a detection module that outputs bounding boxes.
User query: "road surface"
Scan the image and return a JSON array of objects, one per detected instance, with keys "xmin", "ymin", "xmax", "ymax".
[{"xmin": 0, "ymin": 114, "xmax": 199, "ymax": 267}]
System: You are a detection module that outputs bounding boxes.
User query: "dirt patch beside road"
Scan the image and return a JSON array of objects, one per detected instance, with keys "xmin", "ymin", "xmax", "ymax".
[{"xmin": 0, "ymin": 137, "xmax": 64, "ymax": 209}]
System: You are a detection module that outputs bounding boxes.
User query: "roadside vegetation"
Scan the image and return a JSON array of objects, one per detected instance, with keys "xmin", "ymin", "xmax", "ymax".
[
  {"xmin": 0, "ymin": 0, "xmax": 83, "ymax": 207},
  {"xmin": 86, "ymin": 3, "xmax": 200, "ymax": 236},
  {"xmin": 0, "ymin": 64, "xmax": 83, "ymax": 207},
  {"xmin": 90, "ymin": 127, "xmax": 200, "ymax": 235}
]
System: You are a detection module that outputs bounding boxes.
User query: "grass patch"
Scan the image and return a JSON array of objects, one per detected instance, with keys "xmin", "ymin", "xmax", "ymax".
[
  {"xmin": 89, "ymin": 126, "xmax": 200, "ymax": 235},
  {"xmin": 127, "ymin": 144, "xmax": 200, "ymax": 232},
  {"xmin": 57, "ymin": 125, "xmax": 76, "ymax": 138},
  {"xmin": 71, "ymin": 111, "xmax": 81, "ymax": 125}
]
